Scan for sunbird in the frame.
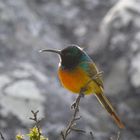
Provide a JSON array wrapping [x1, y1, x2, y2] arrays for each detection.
[[40, 45, 124, 128]]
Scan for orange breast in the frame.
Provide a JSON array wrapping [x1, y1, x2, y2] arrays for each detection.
[[58, 67, 102, 94]]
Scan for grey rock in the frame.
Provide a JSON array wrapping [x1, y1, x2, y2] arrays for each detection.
[[0, 0, 140, 140]]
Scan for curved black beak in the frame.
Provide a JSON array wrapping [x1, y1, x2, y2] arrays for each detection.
[[39, 49, 61, 55]]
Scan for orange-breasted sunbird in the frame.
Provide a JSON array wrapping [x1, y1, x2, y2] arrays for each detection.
[[40, 45, 124, 128]]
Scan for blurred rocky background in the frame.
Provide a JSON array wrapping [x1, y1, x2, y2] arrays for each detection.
[[0, 0, 140, 139]]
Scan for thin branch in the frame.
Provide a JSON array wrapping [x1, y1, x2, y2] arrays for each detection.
[[110, 131, 121, 140], [116, 131, 120, 140], [90, 131, 94, 140], [61, 92, 84, 140], [71, 128, 86, 134], [0, 131, 5, 140], [29, 110, 41, 139]]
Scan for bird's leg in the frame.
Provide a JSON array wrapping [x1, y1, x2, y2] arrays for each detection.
[[71, 90, 85, 110]]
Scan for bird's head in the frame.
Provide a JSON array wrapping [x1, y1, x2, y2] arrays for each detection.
[[40, 45, 84, 69]]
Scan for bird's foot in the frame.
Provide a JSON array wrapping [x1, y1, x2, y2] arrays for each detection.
[[71, 102, 77, 110], [71, 93, 84, 110]]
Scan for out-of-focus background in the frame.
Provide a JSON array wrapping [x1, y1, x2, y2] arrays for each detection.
[[0, 0, 140, 139]]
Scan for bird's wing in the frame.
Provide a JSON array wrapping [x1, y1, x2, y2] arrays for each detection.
[[88, 62, 104, 88], [79, 61, 104, 88]]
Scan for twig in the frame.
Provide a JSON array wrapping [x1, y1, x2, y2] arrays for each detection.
[[29, 110, 41, 139], [71, 128, 86, 134], [61, 91, 85, 140], [90, 131, 94, 140], [110, 131, 121, 140], [0, 131, 5, 140], [116, 131, 120, 140]]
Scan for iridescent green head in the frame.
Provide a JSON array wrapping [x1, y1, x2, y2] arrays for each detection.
[[60, 45, 84, 68], [40, 45, 89, 69]]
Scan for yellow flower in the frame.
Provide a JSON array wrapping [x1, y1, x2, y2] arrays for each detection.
[[16, 134, 24, 140]]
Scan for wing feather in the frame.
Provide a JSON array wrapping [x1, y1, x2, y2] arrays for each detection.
[[79, 61, 104, 88]]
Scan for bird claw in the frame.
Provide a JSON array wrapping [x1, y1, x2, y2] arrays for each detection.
[[71, 93, 84, 110], [71, 102, 77, 109], [71, 102, 80, 111]]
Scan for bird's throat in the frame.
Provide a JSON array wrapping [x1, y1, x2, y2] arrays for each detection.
[[60, 58, 80, 70]]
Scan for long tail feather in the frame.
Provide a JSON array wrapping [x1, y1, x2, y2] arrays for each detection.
[[95, 93, 125, 128]]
